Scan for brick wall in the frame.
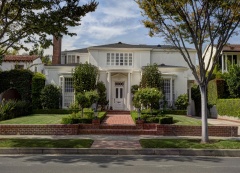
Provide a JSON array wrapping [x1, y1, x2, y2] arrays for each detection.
[[156, 125, 238, 137], [0, 124, 238, 137], [0, 125, 78, 135]]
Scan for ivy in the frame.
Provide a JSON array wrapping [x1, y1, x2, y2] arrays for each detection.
[[0, 69, 33, 101]]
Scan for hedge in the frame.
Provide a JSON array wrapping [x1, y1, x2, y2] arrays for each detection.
[[208, 79, 229, 105], [32, 73, 45, 109], [216, 99, 240, 118], [163, 110, 187, 115], [0, 69, 33, 101], [32, 109, 80, 114]]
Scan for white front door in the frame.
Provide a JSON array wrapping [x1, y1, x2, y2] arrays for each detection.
[[113, 82, 124, 110]]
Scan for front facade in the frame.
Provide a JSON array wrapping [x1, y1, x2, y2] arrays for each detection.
[[0, 55, 44, 73], [45, 40, 196, 110]]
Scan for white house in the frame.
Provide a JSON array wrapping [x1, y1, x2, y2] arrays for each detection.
[[0, 55, 44, 73], [45, 38, 196, 111], [203, 44, 240, 73]]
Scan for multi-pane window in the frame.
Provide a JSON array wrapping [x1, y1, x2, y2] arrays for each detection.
[[67, 55, 75, 64], [106, 53, 133, 66], [163, 79, 175, 107], [64, 78, 74, 92]]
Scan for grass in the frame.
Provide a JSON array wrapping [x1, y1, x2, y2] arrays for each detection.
[[140, 139, 240, 149], [170, 115, 202, 126], [131, 111, 202, 125], [0, 139, 93, 148], [0, 114, 67, 124]]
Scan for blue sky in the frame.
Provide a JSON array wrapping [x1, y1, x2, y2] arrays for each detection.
[[43, 0, 165, 54], [42, 0, 239, 55]]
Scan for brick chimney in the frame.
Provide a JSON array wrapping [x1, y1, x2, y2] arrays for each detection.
[[52, 36, 62, 65]]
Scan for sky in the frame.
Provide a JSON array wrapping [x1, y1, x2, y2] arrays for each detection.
[[25, 0, 240, 55], [43, 0, 166, 55]]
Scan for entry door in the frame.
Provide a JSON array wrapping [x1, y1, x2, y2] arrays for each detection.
[[113, 82, 124, 110]]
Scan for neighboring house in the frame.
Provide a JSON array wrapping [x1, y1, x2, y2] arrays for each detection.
[[0, 55, 44, 73], [204, 44, 240, 73], [45, 38, 196, 111]]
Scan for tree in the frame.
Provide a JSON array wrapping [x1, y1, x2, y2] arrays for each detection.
[[72, 62, 99, 93], [140, 63, 163, 91], [29, 44, 52, 65], [137, 0, 240, 143], [75, 92, 90, 117], [133, 87, 163, 115], [0, 0, 98, 63], [96, 81, 108, 110]]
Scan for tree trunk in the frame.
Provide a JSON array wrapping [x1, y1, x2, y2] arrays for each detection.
[[199, 85, 209, 143]]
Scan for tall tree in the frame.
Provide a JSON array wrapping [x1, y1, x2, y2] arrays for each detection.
[[136, 0, 240, 143], [0, 0, 98, 62], [140, 63, 163, 91], [73, 62, 99, 93]]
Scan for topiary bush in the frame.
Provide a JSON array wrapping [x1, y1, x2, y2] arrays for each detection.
[[40, 84, 61, 109], [175, 94, 189, 110], [32, 72, 46, 109], [159, 116, 173, 124]]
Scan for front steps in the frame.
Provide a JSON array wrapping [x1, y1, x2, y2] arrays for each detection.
[[107, 110, 130, 114]]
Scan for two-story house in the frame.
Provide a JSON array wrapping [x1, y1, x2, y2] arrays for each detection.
[[45, 38, 196, 111], [204, 44, 240, 73]]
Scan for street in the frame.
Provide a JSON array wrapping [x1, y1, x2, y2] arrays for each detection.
[[0, 155, 239, 173]]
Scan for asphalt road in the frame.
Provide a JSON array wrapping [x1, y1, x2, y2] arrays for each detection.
[[0, 155, 239, 173]]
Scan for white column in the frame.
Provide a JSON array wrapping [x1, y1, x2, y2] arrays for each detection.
[[128, 72, 131, 110], [221, 55, 224, 72], [170, 77, 173, 106], [108, 72, 111, 109]]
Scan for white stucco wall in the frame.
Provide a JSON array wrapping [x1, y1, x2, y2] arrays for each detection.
[[0, 58, 43, 73], [203, 45, 217, 71]]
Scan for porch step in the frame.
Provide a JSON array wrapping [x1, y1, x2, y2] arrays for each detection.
[[79, 129, 157, 135], [107, 110, 130, 114], [100, 125, 137, 130]]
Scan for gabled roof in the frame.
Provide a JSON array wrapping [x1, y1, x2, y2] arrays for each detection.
[[222, 44, 240, 52], [3, 55, 39, 62]]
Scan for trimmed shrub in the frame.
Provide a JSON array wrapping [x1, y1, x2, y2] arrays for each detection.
[[0, 69, 33, 101], [216, 99, 240, 118], [175, 94, 189, 110], [32, 72, 45, 109], [191, 84, 201, 116], [159, 116, 173, 124], [40, 84, 61, 109], [208, 79, 229, 105], [141, 109, 160, 116]]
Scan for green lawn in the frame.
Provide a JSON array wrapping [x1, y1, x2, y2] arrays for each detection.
[[0, 114, 67, 124], [0, 139, 93, 148], [140, 139, 240, 149], [170, 115, 202, 126]]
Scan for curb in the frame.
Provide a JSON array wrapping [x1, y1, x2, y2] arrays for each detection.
[[1, 148, 240, 157]]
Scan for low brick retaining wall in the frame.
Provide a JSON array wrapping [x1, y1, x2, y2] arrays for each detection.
[[0, 124, 238, 137], [156, 125, 238, 137], [0, 125, 79, 135]]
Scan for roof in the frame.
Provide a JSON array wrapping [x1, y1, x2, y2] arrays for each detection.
[[3, 55, 39, 62], [90, 42, 184, 49], [222, 44, 240, 52], [62, 48, 88, 53], [64, 42, 195, 53]]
